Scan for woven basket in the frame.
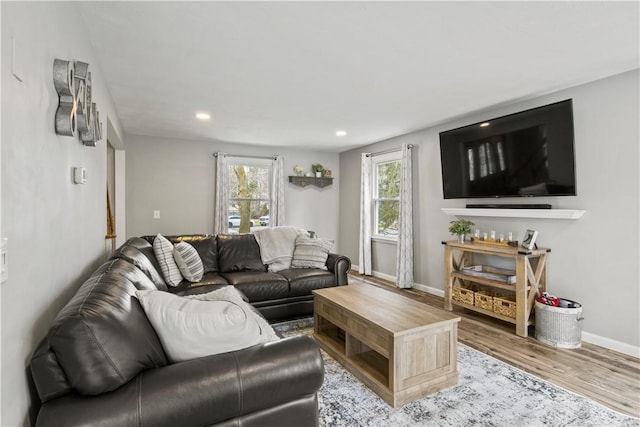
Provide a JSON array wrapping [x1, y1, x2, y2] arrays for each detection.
[[494, 295, 517, 318], [474, 290, 494, 311], [452, 285, 474, 305]]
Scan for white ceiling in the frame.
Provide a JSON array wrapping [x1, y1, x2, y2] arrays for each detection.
[[77, 1, 639, 153]]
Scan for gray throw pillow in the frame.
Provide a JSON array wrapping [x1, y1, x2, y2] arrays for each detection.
[[291, 236, 334, 269], [153, 234, 183, 287], [173, 242, 204, 282]]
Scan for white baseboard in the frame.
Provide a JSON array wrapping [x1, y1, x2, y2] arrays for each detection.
[[350, 266, 639, 358], [581, 332, 640, 358], [411, 282, 445, 298]]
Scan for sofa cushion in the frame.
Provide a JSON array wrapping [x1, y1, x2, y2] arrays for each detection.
[[136, 289, 278, 363], [217, 234, 266, 273], [153, 234, 183, 286], [168, 273, 229, 295], [110, 238, 167, 291], [48, 260, 168, 395], [184, 237, 219, 273], [291, 236, 334, 269], [95, 258, 159, 291], [222, 271, 289, 302], [173, 242, 204, 282], [278, 268, 336, 297]]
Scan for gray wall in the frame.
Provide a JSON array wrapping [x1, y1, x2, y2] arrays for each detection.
[[125, 135, 341, 246], [340, 70, 640, 353], [1, 2, 124, 426]]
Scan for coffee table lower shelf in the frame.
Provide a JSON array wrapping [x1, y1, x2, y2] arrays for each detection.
[[314, 313, 459, 408]]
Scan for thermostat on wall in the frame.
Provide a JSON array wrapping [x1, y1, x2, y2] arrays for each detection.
[[73, 167, 87, 184]]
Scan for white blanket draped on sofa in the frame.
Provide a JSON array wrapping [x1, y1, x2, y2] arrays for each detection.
[[254, 226, 305, 272]]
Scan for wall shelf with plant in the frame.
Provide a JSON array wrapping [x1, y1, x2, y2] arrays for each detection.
[[288, 176, 334, 188]]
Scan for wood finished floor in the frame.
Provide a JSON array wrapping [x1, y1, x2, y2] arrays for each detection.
[[348, 272, 640, 418]]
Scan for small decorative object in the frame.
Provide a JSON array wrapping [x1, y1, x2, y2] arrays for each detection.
[[322, 169, 332, 178], [293, 165, 304, 176], [490, 230, 496, 241], [448, 219, 474, 243], [312, 164, 324, 178], [536, 291, 560, 307], [305, 172, 314, 177], [507, 232, 513, 242], [53, 58, 103, 145], [498, 233, 505, 243], [474, 229, 480, 239], [522, 229, 539, 250]]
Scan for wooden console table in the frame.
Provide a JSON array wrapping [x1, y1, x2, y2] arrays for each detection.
[[443, 240, 549, 337]]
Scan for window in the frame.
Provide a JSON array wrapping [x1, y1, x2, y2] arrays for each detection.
[[228, 158, 271, 233], [372, 153, 401, 239]]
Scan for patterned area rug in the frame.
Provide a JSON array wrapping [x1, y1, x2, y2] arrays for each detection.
[[273, 318, 639, 427]]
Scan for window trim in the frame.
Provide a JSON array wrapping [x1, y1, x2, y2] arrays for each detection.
[[371, 151, 402, 240]]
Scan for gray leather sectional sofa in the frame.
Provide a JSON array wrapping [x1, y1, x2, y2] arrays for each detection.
[[29, 233, 351, 426]]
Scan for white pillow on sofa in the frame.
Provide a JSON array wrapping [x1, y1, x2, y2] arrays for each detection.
[[173, 241, 204, 282], [186, 286, 278, 342], [291, 236, 334, 269], [152, 234, 183, 287], [136, 288, 278, 363]]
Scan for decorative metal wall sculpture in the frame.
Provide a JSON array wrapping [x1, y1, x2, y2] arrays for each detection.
[[53, 59, 103, 146]]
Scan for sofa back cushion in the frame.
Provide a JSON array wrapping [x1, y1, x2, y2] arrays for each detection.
[[110, 237, 167, 290], [48, 259, 168, 395], [217, 234, 266, 273]]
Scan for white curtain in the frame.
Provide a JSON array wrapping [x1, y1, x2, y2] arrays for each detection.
[[270, 156, 285, 226], [396, 143, 414, 288], [358, 153, 372, 275], [213, 152, 229, 234]]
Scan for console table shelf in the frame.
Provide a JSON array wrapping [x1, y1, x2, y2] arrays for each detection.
[[441, 208, 585, 219], [288, 176, 334, 188], [443, 240, 549, 337]]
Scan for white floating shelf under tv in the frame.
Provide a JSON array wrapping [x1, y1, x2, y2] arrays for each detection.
[[441, 208, 586, 220]]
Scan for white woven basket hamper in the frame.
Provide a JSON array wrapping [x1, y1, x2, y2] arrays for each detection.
[[534, 299, 583, 349]]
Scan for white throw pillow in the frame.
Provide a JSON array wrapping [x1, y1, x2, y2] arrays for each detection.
[[152, 234, 183, 287], [173, 242, 204, 282], [187, 286, 278, 342], [291, 236, 334, 269], [136, 289, 278, 363]]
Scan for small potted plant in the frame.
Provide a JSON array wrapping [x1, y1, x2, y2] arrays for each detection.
[[293, 165, 304, 176], [449, 219, 474, 243], [312, 164, 325, 177]]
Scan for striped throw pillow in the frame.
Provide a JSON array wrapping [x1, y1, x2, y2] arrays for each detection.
[[173, 242, 204, 282], [153, 234, 183, 287], [291, 236, 334, 269]]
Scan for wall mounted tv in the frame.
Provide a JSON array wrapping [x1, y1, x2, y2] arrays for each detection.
[[439, 99, 576, 199]]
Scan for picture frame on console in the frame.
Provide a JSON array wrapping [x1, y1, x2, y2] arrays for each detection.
[[521, 229, 539, 250]]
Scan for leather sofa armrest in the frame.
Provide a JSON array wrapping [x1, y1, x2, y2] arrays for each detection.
[[326, 253, 351, 286], [36, 335, 323, 427]]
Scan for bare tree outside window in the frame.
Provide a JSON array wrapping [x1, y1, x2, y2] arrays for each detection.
[[229, 163, 270, 233]]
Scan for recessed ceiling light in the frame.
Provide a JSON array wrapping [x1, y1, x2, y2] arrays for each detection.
[[480, 122, 490, 127], [196, 112, 210, 120], [336, 130, 347, 136]]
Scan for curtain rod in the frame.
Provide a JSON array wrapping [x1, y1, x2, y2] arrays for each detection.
[[213, 153, 278, 160], [366, 144, 413, 157]]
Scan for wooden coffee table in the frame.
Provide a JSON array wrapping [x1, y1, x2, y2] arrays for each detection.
[[313, 283, 461, 407]]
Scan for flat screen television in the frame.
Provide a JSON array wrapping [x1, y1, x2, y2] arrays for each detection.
[[439, 99, 576, 199]]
